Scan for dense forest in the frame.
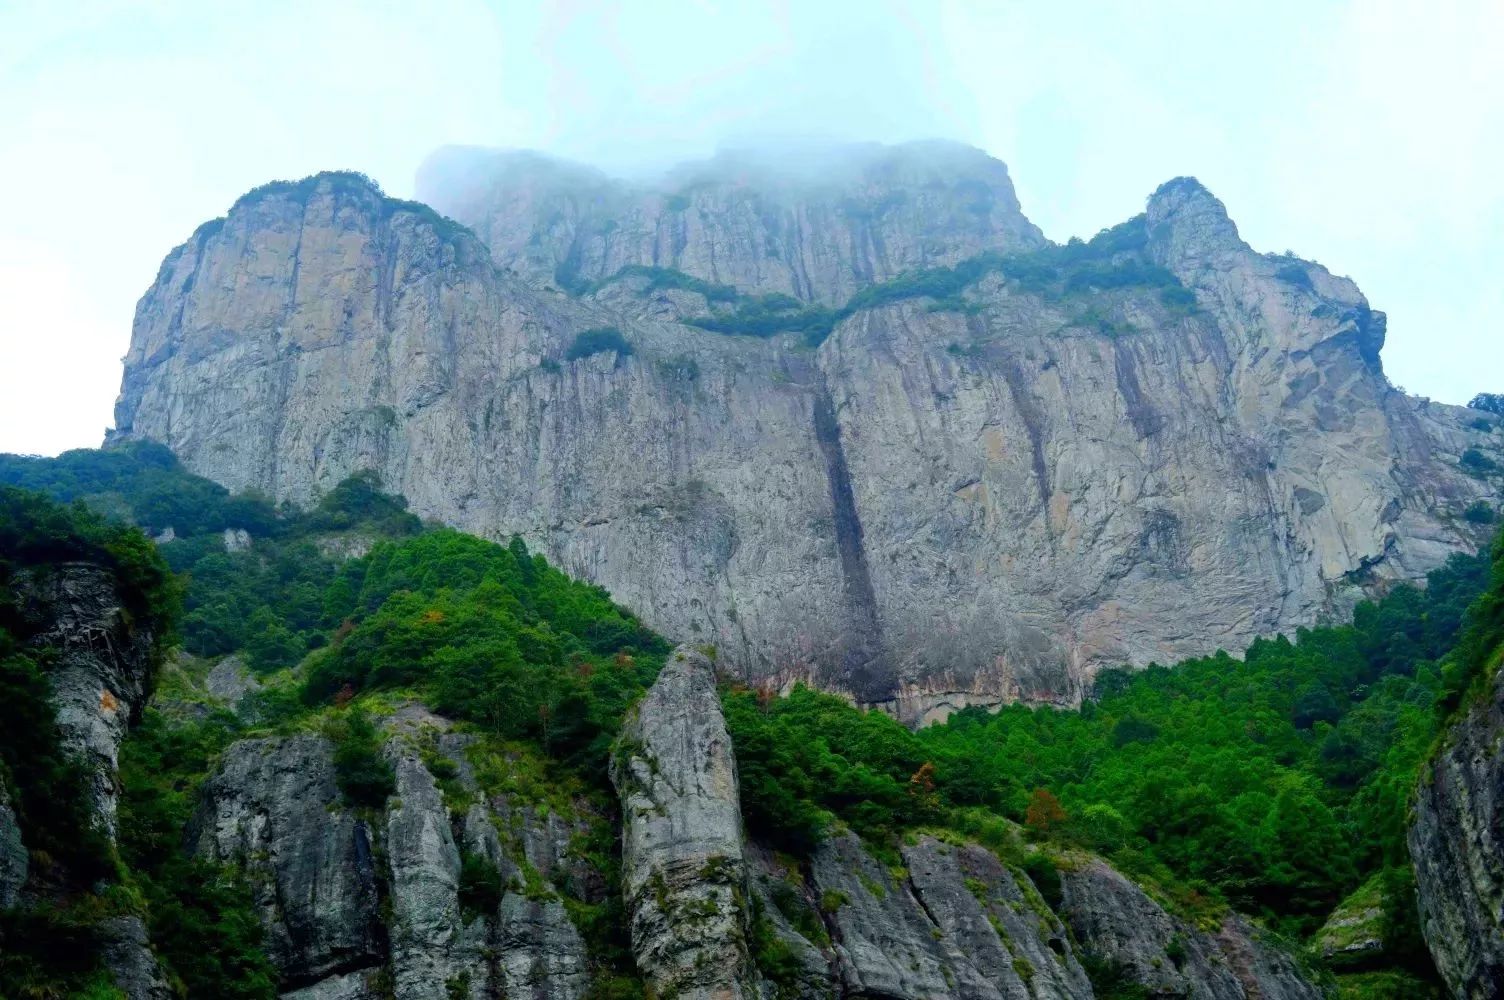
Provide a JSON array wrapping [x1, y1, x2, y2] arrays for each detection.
[[0, 442, 1499, 999], [722, 539, 1504, 1000]]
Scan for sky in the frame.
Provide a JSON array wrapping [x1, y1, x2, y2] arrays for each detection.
[[1, 0, 1500, 455]]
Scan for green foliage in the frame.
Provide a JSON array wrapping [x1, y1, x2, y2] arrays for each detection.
[[0, 906, 127, 1000], [119, 709, 278, 997], [1275, 263, 1316, 290], [605, 265, 739, 303], [0, 488, 177, 881], [0, 641, 114, 880], [328, 709, 397, 809], [0, 448, 416, 666], [730, 542, 1495, 954], [304, 530, 667, 784], [229, 171, 475, 248], [1461, 448, 1498, 476], [722, 685, 939, 851], [1464, 501, 1496, 525], [685, 214, 1189, 346], [308, 469, 422, 536], [458, 850, 504, 921], [0, 482, 179, 640], [1468, 392, 1504, 417], [566, 328, 635, 362]]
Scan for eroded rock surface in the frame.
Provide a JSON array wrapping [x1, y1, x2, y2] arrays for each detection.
[[4, 560, 170, 996], [188, 734, 384, 989], [1410, 659, 1504, 998], [1057, 856, 1321, 1000], [187, 718, 599, 1000], [0, 776, 25, 908], [417, 141, 1046, 306], [12, 562, 161, 834], [113, 150, 1503, 715], [611, 645, 759, 1000]]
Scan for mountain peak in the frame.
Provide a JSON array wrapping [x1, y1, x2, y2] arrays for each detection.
[[1145, 175, 1245, 265]]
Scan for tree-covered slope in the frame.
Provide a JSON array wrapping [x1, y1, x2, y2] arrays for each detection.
[[725, 540, 1499, 997], [3, 441, 1497, 998]]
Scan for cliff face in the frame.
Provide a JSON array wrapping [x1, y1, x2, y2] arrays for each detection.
[[189, 711, 599, 1000], [1409, 658, 1504, 998], [3, 561, 171, 998], [174, 645, 1324, 999], [113, 149, 1502, 717], [415, 142, 1047, 306]]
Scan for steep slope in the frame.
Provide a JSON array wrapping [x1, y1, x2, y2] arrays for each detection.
[[0, 489, 176, 998], [112, 150, 1503, 717], [610, 645, 1324, 1000], [415, 141, 1047, 306], [1409, 539, 1504, 998]]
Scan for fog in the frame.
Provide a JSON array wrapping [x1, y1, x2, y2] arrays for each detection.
[[2, 0, 1501, 454]]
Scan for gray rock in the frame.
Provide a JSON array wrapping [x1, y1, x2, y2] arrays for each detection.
[[744, 846, 834, 1000], [417, 141, 1046, 307], [112, 148, 1502, 716], [440, 731, 593, 1000], [223, 526, 253, 551], [1056, 855, 1321, 1000], [12, 562, 160, 836], [188, 734, 384, 985], [1410, 660, 1504, 997], [279, 969, 384, 1000], [98, 915, 174, 1000], [810, 832, 994, 1000], [902, 837, 1091, 1000], [205, 653, 262, 705], [0, 774, 26, 908], [611, 645, 759, 1000], [384, 749, 467, 1000], [1312, 873, 1386, 965]]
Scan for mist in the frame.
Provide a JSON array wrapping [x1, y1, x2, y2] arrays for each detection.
[[2, 0, 1502, 455]]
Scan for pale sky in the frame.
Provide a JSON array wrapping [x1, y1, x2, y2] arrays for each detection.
[[1, 0, 1500, 455]]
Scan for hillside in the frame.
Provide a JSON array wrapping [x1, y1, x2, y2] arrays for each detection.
[[3, 444, 1499, 996]]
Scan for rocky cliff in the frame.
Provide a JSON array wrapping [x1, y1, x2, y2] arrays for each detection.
[[183, 644, 1321, 999], [1410, 656, 1504, 998], [415, 141, 1047, 306], [1, 560, 172, 998], [112, 145, 1504, 717], [189, 707, 602, 1000]]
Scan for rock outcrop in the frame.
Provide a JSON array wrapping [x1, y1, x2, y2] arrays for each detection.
[[11, 562, 161, 834], [189, 734, 385, 987], [1410, 658, 1504, 998], [2, 560, 170, 998], [1312, 874, 1386, 968], [1056, 857, 1320, 1000], [189, 717, 600, 999], [611, 642, 1323, 1000], [112, 147, 1503, 716], [611, 646, 759, 1000], [0, 776, 25, 908]]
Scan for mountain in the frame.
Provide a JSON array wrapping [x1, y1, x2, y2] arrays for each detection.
[[4, 445, 1497, 997], [110, 143, 1504, 720]]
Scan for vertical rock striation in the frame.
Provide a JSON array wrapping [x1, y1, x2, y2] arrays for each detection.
[[1056, 857, 1321, 1000], [187, 718, 599, 1000], [1410, 659, 1504, 998], [113, 149, 1504, 716], [188, 735, 386, 989], [416, 141, 1047, 306], [611, 645, 760, 1000], [5, 560, 171, 998]]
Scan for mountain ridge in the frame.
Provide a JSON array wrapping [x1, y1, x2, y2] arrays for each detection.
[[110, 142, 1504, 720]]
